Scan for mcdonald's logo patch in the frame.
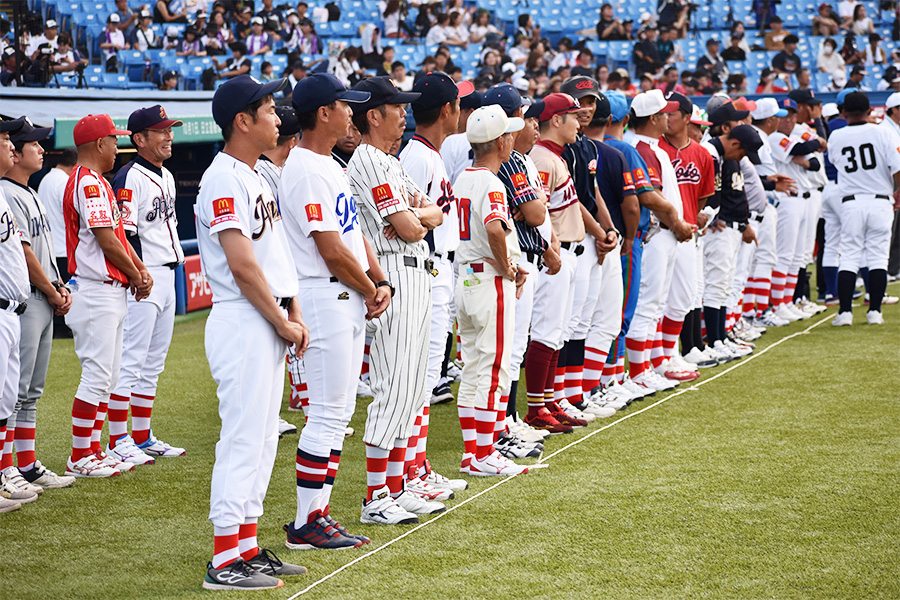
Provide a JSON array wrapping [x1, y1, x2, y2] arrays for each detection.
[[214, 197, 235, 218], [488, 190, 504, 203], [117, 188, 132, 203], [538, 171, 549, 186], [780, 138, 791, 149], [623, 172, 634, 185], [512, 172, 528, 190], [84, 184, 100, 199], [306, 203, 323, 222]]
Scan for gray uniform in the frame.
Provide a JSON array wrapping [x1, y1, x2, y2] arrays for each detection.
[[0, 179, 58, 428], [347, 143, 432, 449]]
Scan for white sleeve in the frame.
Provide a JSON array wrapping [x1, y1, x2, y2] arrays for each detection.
[[199, 171, 252, 239], [768, 132, 798, 164], [880, 128, 900, 175], [281, 170, 342, 236]]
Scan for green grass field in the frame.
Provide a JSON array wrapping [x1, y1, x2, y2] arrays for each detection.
[[2, 292, 899, 600]]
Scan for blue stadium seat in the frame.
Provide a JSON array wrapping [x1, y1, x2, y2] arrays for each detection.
[[102, 73, 130, 88]]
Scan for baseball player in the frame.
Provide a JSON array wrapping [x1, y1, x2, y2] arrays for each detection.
[[280, 73, 385, 548], [441, 89, 481, 185], [454, 104, 529, 476], [820, 90, 852, 307], [398, 72, 472, 495], [0, 118, 74, 493], [63, 114, 152, 478], [104, 106, 186, 467], [828, 91, 900, 326], [345, 76, 447, 524], [197, 75, 307, 590], [0, 116, 41, 513]]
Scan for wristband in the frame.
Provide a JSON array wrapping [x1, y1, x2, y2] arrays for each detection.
[[376, 280, 395, 297]]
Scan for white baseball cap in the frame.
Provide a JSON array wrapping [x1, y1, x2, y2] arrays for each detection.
[[466, 105, 525, 144], [822, 102, 839, 118], [631, 89, 679, 118], [833, 70, 848, 87], [886, 92, 900, 110], [751, 97, 789, 120]]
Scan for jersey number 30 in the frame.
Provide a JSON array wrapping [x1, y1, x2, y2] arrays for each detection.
[[842, 143, 877, 173]]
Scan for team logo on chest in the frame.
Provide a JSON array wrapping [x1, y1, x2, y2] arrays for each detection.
[[671, 158, 701, 184], [435, 179, 456, 215], [252, 192, 283, 240], [0, 209, 17, 243], [147, 195, 176, 223], [335, 192, 359, 233]]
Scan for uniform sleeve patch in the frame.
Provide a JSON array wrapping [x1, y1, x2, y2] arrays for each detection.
[[117, 188, 132, 203], [211, 197, 238, 227], [306, 203, 323, 222], [623, 171, 634, 186], [801, 131, 812, 141], [511, 171, 530, 191], [84, 184, 100, 199], [372, 183, 399, 210], [85, 196, 113, 228], [488, 190, 505, 203], [779, 138, 791, 149], [538, 171, 550, 190]]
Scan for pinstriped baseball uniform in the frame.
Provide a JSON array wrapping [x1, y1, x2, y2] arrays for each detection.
[[347, 143, 432, 450]]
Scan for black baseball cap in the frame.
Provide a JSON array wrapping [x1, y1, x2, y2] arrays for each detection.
[[482, 83, 522, 116], [412, 72, 475, 110], [560, 76, 601, 100], [292, 73, 370, 114], [843, 91, 870, 113], [783, 34, 799, 45], [350, 76, 420, 114], [730, 124, 763, 165], [666, 91, 693, 115], [710, 102, 749, 126], [163, 70, 179, 80], [594, 91, 611, 119], [9, 117, 51, 143], [212, 75, 288, 129], [275, 105, 301, 136], [460, 88, 482, 110], [787, 89, 821, 106], [128, 105, 183, 132], [0, 117, 24, 134]]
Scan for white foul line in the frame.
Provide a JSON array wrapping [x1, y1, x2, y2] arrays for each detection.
[[286, 312, 833, 599]]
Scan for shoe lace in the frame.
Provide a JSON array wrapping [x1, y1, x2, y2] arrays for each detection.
[[226, 559, 257, 578], [254, 548, 284, 570]]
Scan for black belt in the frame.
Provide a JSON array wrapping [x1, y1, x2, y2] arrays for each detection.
[[524, 251, 544, 270], [722, 220, 747, 231], [0, 299, 26, 315], [30, 285, 44, 298], [753, 214, 764, 223], [789, 191, 811, 199], [276, 297, 293, 309], [560, 241, 585, 256], [842, 194, 890, 202], [163, 262, 181, 270], [433, 251, 455, 262], [817, 186, 825, 192], [402, 255, 435, 271]]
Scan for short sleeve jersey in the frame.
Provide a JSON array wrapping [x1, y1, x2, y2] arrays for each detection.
[[347, 143, 429, 258], [633, 134, 684, 219], [1, 178, 58, 282], [530, 141, 585, 243], [498, 150, 545, 255], [591, 138, 634, 234], [605, 135, 652, 235], [0, 189, 30, 303], [195, 152, 298, 303], [112, 156, 184, 267], [440, 132, 473, 185], [793, 122, 828, 189], [399, 135, 459, 255], [453, 167, 521, 265], [37, 167, 69, 259], [769, 129, 812, 192], [658, 136, 715, 225], [280, 147, 369, 280], [828, 122, 900, 196], [751, 125, 778, 178], [63, 165, 131, 284]]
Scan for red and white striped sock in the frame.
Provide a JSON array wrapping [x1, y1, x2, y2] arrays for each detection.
[[238, 519, 259, 561], [660, 316, 683, 361], [403, 411, 422, 477], [725, 309, 736, 332], [14, 421, 36, 472], [211, 525, 240, 569], [564, 365, 582, 405], [455, 328, 462, 363], [415, 406, 430, 476], [474, 407, 495, 460], [130, 393, 154, 445], [320, 448, 342, 512], [458, 405, 476, 456], [296, 445, 329, 524], [0, 423, 13, 470], [625, 336, 648, 378], [71, 398, 96, 462], [493, 395, 508, 442], [649, 321, 666, 368], [385, 441, 407, 497], [616, 356, 626, 383], [755, 277, 771, 315], [770, 270, 786, 307], [90, 399, 107, 454], [600, 361, 617, 387], [583, 346, 607, 394], [553, 364, 566, 402], [364, 443, 390, 501], [107, 393, 130, 448], [742, 280, 758, 317], [785, 272, 798, 302]]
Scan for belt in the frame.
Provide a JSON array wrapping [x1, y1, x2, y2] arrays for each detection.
[[842, 194, 890, 202], [469, 262, 485, 273], [560, 241, 585, 256], [163, 262, 181, 270], [789, 191, 811, 199], [768, 197, 780, 208], [276, 297, 293, 309], [0, 299, 27, 315], [30, 285, 45, 299], [102, 279, 127, 288], [402, 255, 435, 271], [524, 251, 544, 270], [433, 251, 455, 262], [817, 186, 825, 192], [753, 214, 764, 223], [722, 220, 747, 231]]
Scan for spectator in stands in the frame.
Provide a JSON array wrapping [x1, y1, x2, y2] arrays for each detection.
[[841, 33, 864, 65], [845, 64, 871, 89], [52, 32, 88, 74], [381, 0, 410, 39], [657, 66, 686, 95], [876, 65, 900, 90], [211, 41, 251, 79], [755, 67, 789, 93], [763, 16, 787, 51], [638, 73, 655, 92], [570, 47, 595, 77], [160, 69, 179, 90], [773, 34, 802, 76], [547, 37, 575, 74], [295, 2, 310, 21], [813, 3, 841, 36], [470, 10, 500, 44], [163, 26, 180, 49], [729, 22, 751, 55], [259, 60, 275, 81], [183, 0, 209, 17], [233, 6, 253, 40], [525, 49, 547, 82], [752, 0, 778, 30], [448, 12, 470, 44], [696, 38, 728, 82], [155, 0, 189, 23], [658, 0, 692, 38], [818, 37, 846, 76], [114, 0, 138, 39], [447, 64, 463, 82], [656, 25, 677, 63], [838, 0, 860, 28], [414, 4, 439, 38], [434, 46, 454, 72], [795, 68, 812, 90], [101, 14, 129, 72], [131, 10, 162, 51], [633, 26, 663, 78], [257, 0, 284, 30], [332, 46, 365, 87], [683, 77, 701, 96], [246, 16, 273, 54], [193, 11, 209, 36], [177, 27, 206, 56], [28, 19, 59, 59], [618, 68, 637, 95], [297, 18, 324, 54], [606, 68, 623, 91], [391, 60, 413, 91], [204, 14, 233, 54], [376, 46, 394, 75], [726, 73, 748, 94], [516, 14, 537, 41], [824, 69, 848, 91], [285, 61, 306, 91], [864, 32, 887, 64], [508, 34, 531, 65], [597, 3, 629, 41], [848, 5, 875, 36], [722, 34, 747, 61], [596, 63, 609, 90], [1, 47, 20, 87], [479, 48, 502, 84]]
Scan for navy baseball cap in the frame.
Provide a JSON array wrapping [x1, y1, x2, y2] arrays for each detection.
[[482, 83, 522, 116], [412, 72, 475, 110], [843, 91, 870, 113], [291, 73, 370, 114], [460, 87, 482, 110], [788, 89, 821, 106], [128, 105, 183, 132], [275, 105, 301, 136], [779, 97, 799, 113], [212, 75, 289, 129], [730, 124, 763, 165], [594, 91, 611, 119], [709, 102, 749, 126], [9, 117, 52, 143], [607, 90, 630, 122], [350, 76, 420, 114], [666, 91, 693, 115], [0, 117, 24, 134]]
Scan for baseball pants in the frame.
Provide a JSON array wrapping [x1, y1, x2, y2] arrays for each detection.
[[0, 309, 21, 421], [66, 280, 128, 407], [530, 245, 578, 351], [113, 266, 176, 399], [731, 231, 755, 317], [775, 193, 809, 276], [11, 290, 53, 430], [821, 183, 843, 269], [567, 234, 602, 341], [586, 242, 624, 353], [629, 229, 678, 344], [427, 254, 454, 391], [750, 204, 779, 279], [607, 235, 644, 363], [703, 226, 743, 308], [510, 252, 540, 379], [206, 301, 287, 528], [363, 254, 431, 450], [801, 188, 823, 267], [455, 266, 516, 410], [839, 196, 894, 273], [665, 237, 699, 322]]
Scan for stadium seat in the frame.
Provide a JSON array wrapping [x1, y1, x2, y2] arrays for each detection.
[[102, 73, 129, 88]]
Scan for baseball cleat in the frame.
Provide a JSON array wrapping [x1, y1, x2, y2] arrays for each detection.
[[406, 468, 454, 501], [430, 381, 454, 405], [832, 311, 853, 326], [506, 416, 551, 442], [284, 515, 364, 550], [588, 388, 628, 411], [548, 404, 586, 428], [467, 452, 529, 476], [705, 342, 734, 364], [495, 433, 542, 459], [65, 455, 120, 478], [94, 451, 135, 473], [360, 485, 419, 525], [21, 460, 75, 489], [774, 304, 802, 323], [421, 459, 468, 491], [621, 375, 656, 399], [278, 418, 297, 436], [394, 489, 445, 515], [631, 372, 670, 393], [524, 408, 573, 435], [0, 497, 20, 513], [754, 310, 789, 328], [344, 426, 355, 438], [2, 467, 43, 496], [866, 310, 884, 325], [459, 453, 473, 474], [107, 436, 155, 466], [558, 399, 596, 422], [865, 294, 899, 305], [573, 398, 617, 418], [202, 559, 284, 591], [321, 505, 370, 543], [137, 433, 185, 457], [245, 548, 309, 575], [445, 363, 462, 383], [0, 468, 40, 503], [356, 379, 373, 398]]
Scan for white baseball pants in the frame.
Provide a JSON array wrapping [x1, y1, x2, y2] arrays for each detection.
[[586, 242, 624, 353], [567, 234, 601, 341], [821, 182, 843, 268], [510, 252, 540, 380], [0, 309, 21, 421], [703, 226, 742, 308], [750, 204, 779, 279], [14, 291, 53, 425], [839, 196, 894, 273], [664, 237, 698, 322], [775, 193, 808, 275], [629, 229, 678, 345], [427, 253, 454, 391], [530, 245, 578, 351], [801, 188, 823, 267]]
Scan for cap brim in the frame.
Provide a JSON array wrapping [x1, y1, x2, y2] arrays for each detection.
[[16, 127, 53, 142], [148, 119, 184, 129], [733, 109, 750, 120], [505, 117, 525, 134], [660, 100, 680, 113], [387, 91, 421, 104], [337, 89, 372, 103], [524, 102, 543, 119], [745, 148, 761, 165], [112, 128, 132, 136], [691, 118, 712, 126], [251, 78, 290, 104], [775, 109, 788, 117], [456, 80, 475, 98]]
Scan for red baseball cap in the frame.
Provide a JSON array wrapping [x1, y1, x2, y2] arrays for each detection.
[[732, 96, 758, 112], [534, 93, 581, 122], [73, 114, 130, 146]]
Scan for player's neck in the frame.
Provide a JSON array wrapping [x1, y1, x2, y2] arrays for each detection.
[[76, 154, 109, 175], [472, 153, 502, 174], [55, 164, 74, 176], [298, 132, 335, 157], [584, 125, 605, 141], [137, 150, 163, 170], [4, 166, 34, 187], [223, 136, 264, 169], [663, 130, 690, 149], [361, 131, 395, 154], [413, 123, 447, 151]]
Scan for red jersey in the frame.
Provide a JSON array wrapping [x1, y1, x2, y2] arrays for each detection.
[[658, 136, 715, 225]]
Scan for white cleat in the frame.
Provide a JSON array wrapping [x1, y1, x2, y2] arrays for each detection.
[[137, 433, 185, 457], [1, 467, 41, 502], [393, 489, 445, 514], [467, 451, 529, 477], [774, 304, 802, 323], [754, 310, 789, 328], [107, 436, 155, 465], [558, 399, 596, 422], [866, 310, 884, 325], [344, 426, 355, 438], [21, 460, 75, 489], [621, 375, 655, 399], [94, 451, 135, 472], [360, 485, 418, 525], [356, 379, 373, 398], [278, 418, 297, 436], [405, 476, 454, 501], [506, 416, 550, 443], [421, 460, 468, 490], [832, 311, 853, 326], [65, 455, 120, 478], [683, 347, 718, 368]]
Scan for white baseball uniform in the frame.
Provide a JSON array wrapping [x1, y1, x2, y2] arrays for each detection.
[[769, 128, 811, 278], [793, 122, 827, 268], [441, 132, 473, 185], [37, 166, 69, 263], [0, 190, 29, 423], [196, 152, 298, 529]]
